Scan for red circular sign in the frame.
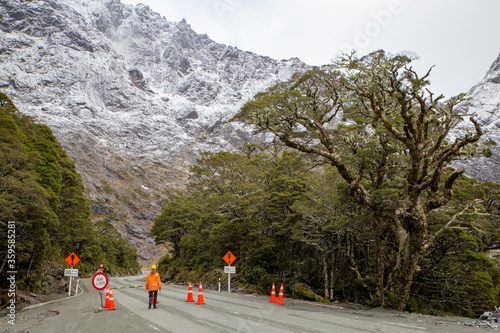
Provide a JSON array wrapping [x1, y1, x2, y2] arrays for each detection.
[[91, 272, 108, 291]]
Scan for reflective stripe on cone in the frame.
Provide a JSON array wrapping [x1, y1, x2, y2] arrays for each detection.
[[107, 288, 116, 310]]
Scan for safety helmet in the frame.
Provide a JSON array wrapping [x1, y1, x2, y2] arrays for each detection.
[[151, 265, 157, 270]]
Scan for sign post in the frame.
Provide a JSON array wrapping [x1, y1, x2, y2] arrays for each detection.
[[68, 277, 72, 296], [65, 253, 80, 296], [91, 271, 109, 308], [222, 251, 236, 293]]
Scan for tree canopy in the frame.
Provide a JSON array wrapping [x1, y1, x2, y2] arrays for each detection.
[[153, 145, 500, 316], [0, 93, 140, 296], [232, 50, 495, 311]]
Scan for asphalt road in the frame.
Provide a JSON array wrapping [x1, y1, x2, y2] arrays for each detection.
[[0, 274, 483, 333]]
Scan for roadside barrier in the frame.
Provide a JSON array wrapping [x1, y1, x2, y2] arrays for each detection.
[[114, 284, 147, 289], [113, 282, 184, 289]]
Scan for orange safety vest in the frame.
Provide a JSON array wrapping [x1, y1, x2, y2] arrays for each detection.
[[146, 272, 161, 291]]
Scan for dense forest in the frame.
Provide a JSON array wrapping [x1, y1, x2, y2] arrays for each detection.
[[153, 51, 500, 317], [0, 93, 140, 303], [153, 148, 500, 317]]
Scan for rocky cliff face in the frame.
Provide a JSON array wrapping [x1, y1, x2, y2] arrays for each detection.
[[0, 0, 306, 260], [453, 53, 500, 184], [1, 0, 499, 261]]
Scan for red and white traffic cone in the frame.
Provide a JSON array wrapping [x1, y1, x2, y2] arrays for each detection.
[[196, 282, 205, 305], [107, 288, 116, 310], [276, 284, 285, 305], [268, 283, 276, 303], [186, 281, 194, 302]]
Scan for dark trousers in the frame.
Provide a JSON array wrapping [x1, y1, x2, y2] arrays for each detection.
[[149, 290, 158, 306]]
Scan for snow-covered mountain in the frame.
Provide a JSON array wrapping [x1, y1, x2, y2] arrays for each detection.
[[0, 0, 306, 260], [1, 0, 499, 260], [453, 54, 500, 184]]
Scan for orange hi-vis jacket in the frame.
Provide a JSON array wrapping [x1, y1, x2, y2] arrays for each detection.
[[146, 272, 161, 291]]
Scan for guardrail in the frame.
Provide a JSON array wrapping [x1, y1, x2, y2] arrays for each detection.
[[112, 282, 185, 289]]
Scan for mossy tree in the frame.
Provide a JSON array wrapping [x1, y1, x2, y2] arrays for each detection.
[[232, 50, 493, 310], [152, 144, 499, 315]]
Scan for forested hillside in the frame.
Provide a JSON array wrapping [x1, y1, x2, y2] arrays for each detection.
[[153, 52, 500, 317], [0, 93, 140, 300], [153, 147, 500, 317]]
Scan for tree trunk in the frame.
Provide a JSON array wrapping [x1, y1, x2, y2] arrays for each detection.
[[377, 252, 385, 307], [393, 209, 426, 311], [0, 254, 7, 274], [395, 249, 420, 311], [330, 267, 334, 301], [26, 252, 35, 278], [323, 256, 329, 299]]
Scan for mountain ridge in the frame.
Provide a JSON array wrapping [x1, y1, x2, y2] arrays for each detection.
[[1, 0, 499, 260], [453, 53, 500, 183], [0, 0, 307, 260]]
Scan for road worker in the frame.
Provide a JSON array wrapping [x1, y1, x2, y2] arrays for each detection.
[[146, 265, 162, 309]]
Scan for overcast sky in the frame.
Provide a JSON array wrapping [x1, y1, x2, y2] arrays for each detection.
[[121, 0, 500, 98]]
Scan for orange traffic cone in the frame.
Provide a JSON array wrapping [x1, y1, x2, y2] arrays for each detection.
[[268, 283, 276, 303], [103, 287, 110, 308], [107, 288, 116, 310], [196, 282, 205, 305], [186, 282, 194, 302], [276, 284, 284, 305]]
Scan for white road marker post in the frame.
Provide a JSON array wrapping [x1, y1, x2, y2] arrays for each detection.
[[218, 277, 221, 292], [76, 279, 80, 294]]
